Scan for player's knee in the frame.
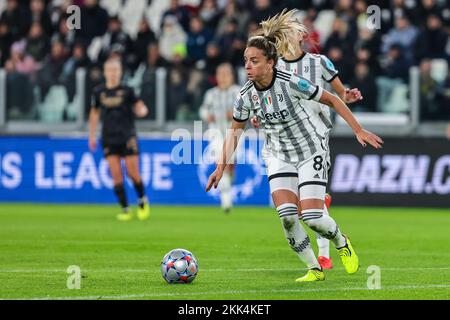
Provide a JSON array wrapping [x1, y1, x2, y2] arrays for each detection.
[[277, 203, 298, 231], [301, 209, 324, 231]]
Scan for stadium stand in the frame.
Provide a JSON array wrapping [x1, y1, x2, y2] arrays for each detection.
[[0, 0, 449, 133]]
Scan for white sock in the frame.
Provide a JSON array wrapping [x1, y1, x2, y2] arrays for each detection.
[[277, 204, 320, 270], [302, 208, 346, 248], [219, 172, 232, 210], [316, 204, 330, 258]]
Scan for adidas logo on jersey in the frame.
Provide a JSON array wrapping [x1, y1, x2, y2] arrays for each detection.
[[264, 109, 290, 121]]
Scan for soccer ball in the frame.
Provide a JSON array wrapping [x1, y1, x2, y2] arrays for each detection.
[[160, 248, 198, 284]]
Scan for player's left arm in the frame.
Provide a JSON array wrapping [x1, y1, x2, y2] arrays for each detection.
[[329, 77, 363, 104], [128, 87, 149, 118], [320, 55, 362, 104], [318, 90, 383, 149]]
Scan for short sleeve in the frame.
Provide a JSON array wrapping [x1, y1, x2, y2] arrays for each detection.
[[289, 75, 323, 102], [91, 88, 101, 110], [128, 87, 139, 105], [320, 55, 339, 82], [232, 94, 250, 122]]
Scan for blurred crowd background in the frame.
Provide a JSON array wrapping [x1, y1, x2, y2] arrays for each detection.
[[0, 0, 449, 126]]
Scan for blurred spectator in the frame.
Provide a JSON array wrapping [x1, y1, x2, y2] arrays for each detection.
[[414, 14, 448, 62], [381, 0, 420, 31], [36, 40, 68, 101], [9, 40, 41, 80], [186, 16, 213, 65], [377, 44, 411, 112], [25, 22, 50, 63], [418, 0, 443, 26], [216, 18, 245, 67], [215, 0, 249, 37], [198, 0, 221, 30], [381, 16, 418, 61], [98, 16, 134, 67], [77, 0, 109, 45], [140, 43, 169, 120], [27, 0, 53, 36], [380, 43, 411, 82], [204, 41, 224, 84], [1, 0, 30, 41], [159, 15, 187, 63], [52, 17, 76, 49], [419, 59, 440, 120], [324, 17, 356, 59], [354, 27, 381, 75], [0, 20, 14, 67], [5, 57, 35, 119], [167, 59, 189, 120], [349, 62, 378, 112], [326, 46, 353, 83], [334, 0, 356, 25], [133, 18, 156, 69], [61, 42, 91, 103], [161, 0, 191, 32], [250, 0, 278, 24]]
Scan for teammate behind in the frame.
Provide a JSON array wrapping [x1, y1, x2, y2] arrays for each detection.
[[206, 14, 383, 282], [199, 63, 240, 213], [252, 10, 364, 270], [89, 58, 151, 221]]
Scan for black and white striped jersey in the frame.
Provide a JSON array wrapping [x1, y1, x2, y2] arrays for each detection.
[[233, 68, 325, 164], [199, 85, 241, 134], [277, 52, 339, 135]]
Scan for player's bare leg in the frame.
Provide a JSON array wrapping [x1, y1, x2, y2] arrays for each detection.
[[273, 190, 324, 282], [125, 155, 150, 220], [107, 156, 131, 221]]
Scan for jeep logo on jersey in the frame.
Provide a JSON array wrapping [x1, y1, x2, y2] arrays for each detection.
[[264, 109, 290, 121]]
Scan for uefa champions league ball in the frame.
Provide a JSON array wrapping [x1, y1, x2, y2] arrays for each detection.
[[161, 249, 198, 284]]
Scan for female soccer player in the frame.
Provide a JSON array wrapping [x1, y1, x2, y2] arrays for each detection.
[[89, 58, 151, 222], [206, 14, 383, 282], [251, 10, 364, 270], [199, 63, 241, 213]]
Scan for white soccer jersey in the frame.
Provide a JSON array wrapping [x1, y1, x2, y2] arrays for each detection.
[[199, 85, 241, 134], [233, 69, 325, 164], [277, 52, 339, 135]]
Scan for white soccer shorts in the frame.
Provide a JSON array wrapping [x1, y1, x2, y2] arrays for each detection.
[[263, 150, 328, 201]]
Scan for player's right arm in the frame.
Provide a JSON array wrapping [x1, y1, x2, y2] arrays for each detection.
[[205, 120, 246, 192], [88, 89, 101, 152], [206, 93, 250, 192]]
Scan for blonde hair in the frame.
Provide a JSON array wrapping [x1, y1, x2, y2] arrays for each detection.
[[247, 9, 309, 60]]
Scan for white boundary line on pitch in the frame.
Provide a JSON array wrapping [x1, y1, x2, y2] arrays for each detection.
[[0, 267, 450, 273], [6, 284, 450, 300]]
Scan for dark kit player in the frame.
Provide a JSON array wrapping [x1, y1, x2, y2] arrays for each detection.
[[89, 58, 150, 221]]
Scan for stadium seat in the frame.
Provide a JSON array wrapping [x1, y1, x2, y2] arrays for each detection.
[[381, 84, 409, 114], [38, 85, 68, 123], [430, 59, 448, 83]]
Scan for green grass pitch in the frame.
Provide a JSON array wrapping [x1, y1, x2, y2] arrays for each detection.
[[0, 204, 449, 300]]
